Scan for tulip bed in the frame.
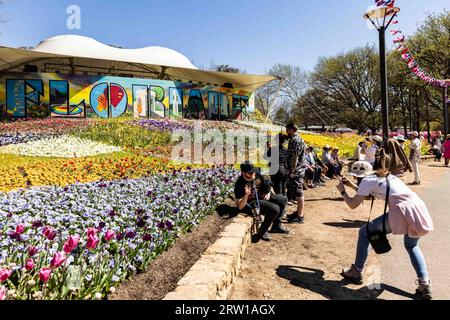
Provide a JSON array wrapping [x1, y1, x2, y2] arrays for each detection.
[[0, 166, 238, 300]]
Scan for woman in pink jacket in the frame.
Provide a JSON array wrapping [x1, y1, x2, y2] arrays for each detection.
[[336, 161, 434, 299], [443, 134, 450, 167]]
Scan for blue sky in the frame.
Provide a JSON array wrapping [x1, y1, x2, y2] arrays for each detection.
[[0, 0, 448, 75]]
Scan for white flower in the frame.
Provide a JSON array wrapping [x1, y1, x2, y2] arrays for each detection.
[[94, 292, 102, 300], [0, 135, 121, 158]]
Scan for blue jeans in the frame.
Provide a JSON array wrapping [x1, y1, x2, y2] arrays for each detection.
[[355, 214, 429, 279]]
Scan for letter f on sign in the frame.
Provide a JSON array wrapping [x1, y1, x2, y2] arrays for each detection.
[[66, 5, 81, 30]]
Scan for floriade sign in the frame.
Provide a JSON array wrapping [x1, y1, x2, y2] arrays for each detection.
[[375, 0, 450, 88]]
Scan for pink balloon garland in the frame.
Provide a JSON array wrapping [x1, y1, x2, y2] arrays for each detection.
[[374, 0, 450, 88]]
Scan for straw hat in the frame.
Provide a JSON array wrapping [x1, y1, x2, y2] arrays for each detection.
[[323, 144, 332, 150]]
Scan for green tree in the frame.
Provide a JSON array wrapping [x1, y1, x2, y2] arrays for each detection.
[[309, 45, 381, 133]]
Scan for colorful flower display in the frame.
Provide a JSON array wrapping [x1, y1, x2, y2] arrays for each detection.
[[0, 153, 200, 193], [0, 118, 92, 134], [0, 136, 121, 158], [0, 133, 61, 147], [0, 166, 238, 300]]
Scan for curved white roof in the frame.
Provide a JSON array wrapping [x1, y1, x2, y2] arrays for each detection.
[[33, 35, 197, 70]]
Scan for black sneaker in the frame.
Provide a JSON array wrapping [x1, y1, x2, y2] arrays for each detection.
[[269, 225, 290, 234], [286, 213, 297, 220], [251, 232, 271, 243], [251, 234, 260, 243], [288, 215, 304, 224]]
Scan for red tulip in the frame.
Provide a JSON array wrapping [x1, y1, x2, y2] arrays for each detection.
[[86, 235, 99, 250], [43, 227, 57, 240], [15, 224, 26, 234], [39, 268, 52, 283], [63, 235, 80, 253], [0, 269, 12, 282], [104, 230, 115, 242], [50, 252, 66, 269], [25, 259, 35, 271], [87, 228, 97, 238], [27, 246, 39, 257]]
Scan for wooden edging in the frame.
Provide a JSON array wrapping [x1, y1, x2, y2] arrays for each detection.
[[163, 215, 252, 300]]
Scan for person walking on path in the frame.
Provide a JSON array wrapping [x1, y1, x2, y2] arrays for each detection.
[[409, 131, 422, 185], [443, 134, 450, 167], [285, 123, 307, 224], [336, 161, 434, 299]]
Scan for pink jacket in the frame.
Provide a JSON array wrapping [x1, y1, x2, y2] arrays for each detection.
[[388, 193, 433, 238], [443, 140, 450, 158]]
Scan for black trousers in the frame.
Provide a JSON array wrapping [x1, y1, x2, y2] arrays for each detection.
[[271, 171, 288, 195], [247, 193, 287, 236]]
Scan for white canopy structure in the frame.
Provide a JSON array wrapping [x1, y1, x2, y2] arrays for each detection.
[[0, 35, 276, 91]]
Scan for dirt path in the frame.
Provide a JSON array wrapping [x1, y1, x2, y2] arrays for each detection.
[[229, 163, 448, 300]]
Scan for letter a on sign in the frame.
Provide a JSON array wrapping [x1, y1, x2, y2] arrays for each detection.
[[66, 5, 81, 30]]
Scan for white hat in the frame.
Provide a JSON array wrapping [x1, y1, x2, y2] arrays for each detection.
[[395, 135, 406, 142], [409, 131, 419, 137], [348, 161, 375, 178], [371, 135, 382, 142]]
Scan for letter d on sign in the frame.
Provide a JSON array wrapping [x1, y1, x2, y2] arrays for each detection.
[[66, 5, 81, 30]]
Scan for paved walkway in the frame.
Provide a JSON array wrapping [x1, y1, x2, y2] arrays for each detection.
[[378, 165, 450, 300]]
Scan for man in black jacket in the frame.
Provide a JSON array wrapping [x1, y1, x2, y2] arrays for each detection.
[[234, 162, 289, 243]]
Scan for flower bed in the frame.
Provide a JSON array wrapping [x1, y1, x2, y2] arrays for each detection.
[[0, 153, 198, 193], [0, 133, 61, 147], [132, 119, 193, 132], [71, 119, 172, 151], [0, 118, 92, 134], [0, 136, 121, 158], [0, 166, 237, 300]]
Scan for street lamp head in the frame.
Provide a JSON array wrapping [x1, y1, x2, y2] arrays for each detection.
[[363, 5, 400, 30]]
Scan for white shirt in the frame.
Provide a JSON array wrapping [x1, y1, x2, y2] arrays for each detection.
[[410, 138, 422, 162], [365, 146, 378, 165], [356, 174, 413, 200]]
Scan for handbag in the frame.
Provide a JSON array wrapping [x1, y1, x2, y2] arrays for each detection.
[[366, 177, 392, 254]]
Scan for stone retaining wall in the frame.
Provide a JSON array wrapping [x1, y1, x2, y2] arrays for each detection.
[[163, 215, 253, 300]]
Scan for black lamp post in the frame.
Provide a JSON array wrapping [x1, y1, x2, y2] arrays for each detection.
[[364, 5, 400, 140]]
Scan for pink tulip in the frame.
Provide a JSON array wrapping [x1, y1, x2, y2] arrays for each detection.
[[63, 235, 80, 253], [87, 228, 97, 238], [50, 252, 66, 269], [86, 235, 99, 250], [39, 268, 52, 283], [0, 287, 6, 300], [0, 269, 13, 282], [27, 246, 39, 257], [15, 224, 26, 234], [25, 259, 35, 271], [104, 230, 115, 242], [43, 227, 57, 240]]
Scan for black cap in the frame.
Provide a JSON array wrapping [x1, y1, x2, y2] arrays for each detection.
[[240, 162, 255, 173]]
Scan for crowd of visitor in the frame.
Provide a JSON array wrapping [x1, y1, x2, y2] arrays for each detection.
[[233, 124, 446, 300]]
